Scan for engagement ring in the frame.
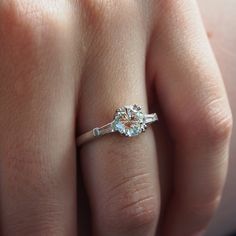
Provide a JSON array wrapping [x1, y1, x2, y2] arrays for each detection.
[[77, 104, 158, 146]]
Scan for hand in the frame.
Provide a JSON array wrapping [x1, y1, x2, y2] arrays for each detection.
[[0, 0, 233, 235]]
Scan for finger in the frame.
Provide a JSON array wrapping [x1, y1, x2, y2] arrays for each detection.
[[77, 2, 160, 236], [148, 0, 233, 235], [0, 1, 77, 235]]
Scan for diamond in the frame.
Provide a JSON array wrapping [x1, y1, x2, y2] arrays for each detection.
[[112, 105, 146, 137]]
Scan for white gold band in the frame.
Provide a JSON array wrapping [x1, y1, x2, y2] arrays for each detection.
[[77, 105, 158, 147]]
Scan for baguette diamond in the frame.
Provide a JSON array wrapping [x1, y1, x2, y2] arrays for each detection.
[[77, 104, 158, 146]]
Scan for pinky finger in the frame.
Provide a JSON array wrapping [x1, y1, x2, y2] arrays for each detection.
[[148, 0, 233, 235]]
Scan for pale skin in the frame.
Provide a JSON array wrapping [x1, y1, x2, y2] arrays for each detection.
[[198, 0, 236, 235], [0, 1, 234, 236]]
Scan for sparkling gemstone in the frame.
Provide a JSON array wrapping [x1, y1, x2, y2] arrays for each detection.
[[112, 105, 146, 137]]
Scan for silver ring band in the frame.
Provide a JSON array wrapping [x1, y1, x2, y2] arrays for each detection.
[[77, 104, 158, 147]]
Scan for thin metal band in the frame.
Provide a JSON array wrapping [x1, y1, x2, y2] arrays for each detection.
[[77, 113, 158, 147]]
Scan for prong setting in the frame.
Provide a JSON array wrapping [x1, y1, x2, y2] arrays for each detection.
[[112, 104, 147, 137], [133, 104, 142, 111], [116, 108, 122, 112], [77, 104, 158, 146]]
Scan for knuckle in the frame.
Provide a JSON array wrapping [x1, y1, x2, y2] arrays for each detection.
[[99, 171, 159, 232], [0, 0, 73, 95], [199, 108, 233, 144], [1, 0, 44, 32], [79, 0, 123, 32], [80, 0, 112, 24], [106, 195, 159, 232], [78, 0, 147, 58], [178, 97, 233, 144], [80, 0, 140, 28], [0, 2, 36, 93], [0, 0, 71, 52]]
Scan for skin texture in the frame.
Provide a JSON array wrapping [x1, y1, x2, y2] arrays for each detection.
[[197, 0, 236, 235], [0, 1, 78, 235], [0, 0, 234, 236]]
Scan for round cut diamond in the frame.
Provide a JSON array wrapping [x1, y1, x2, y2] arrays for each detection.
[[112, 105, 146, 137]]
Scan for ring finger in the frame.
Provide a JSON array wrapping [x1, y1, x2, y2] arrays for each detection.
[[77, 2, 160, 236]]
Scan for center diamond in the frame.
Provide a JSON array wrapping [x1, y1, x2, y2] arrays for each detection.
[[112, 105, 146, 137]]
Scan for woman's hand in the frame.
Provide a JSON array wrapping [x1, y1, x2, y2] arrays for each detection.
[[0, 0, 232, 235], [197, 0, 236, 235]]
